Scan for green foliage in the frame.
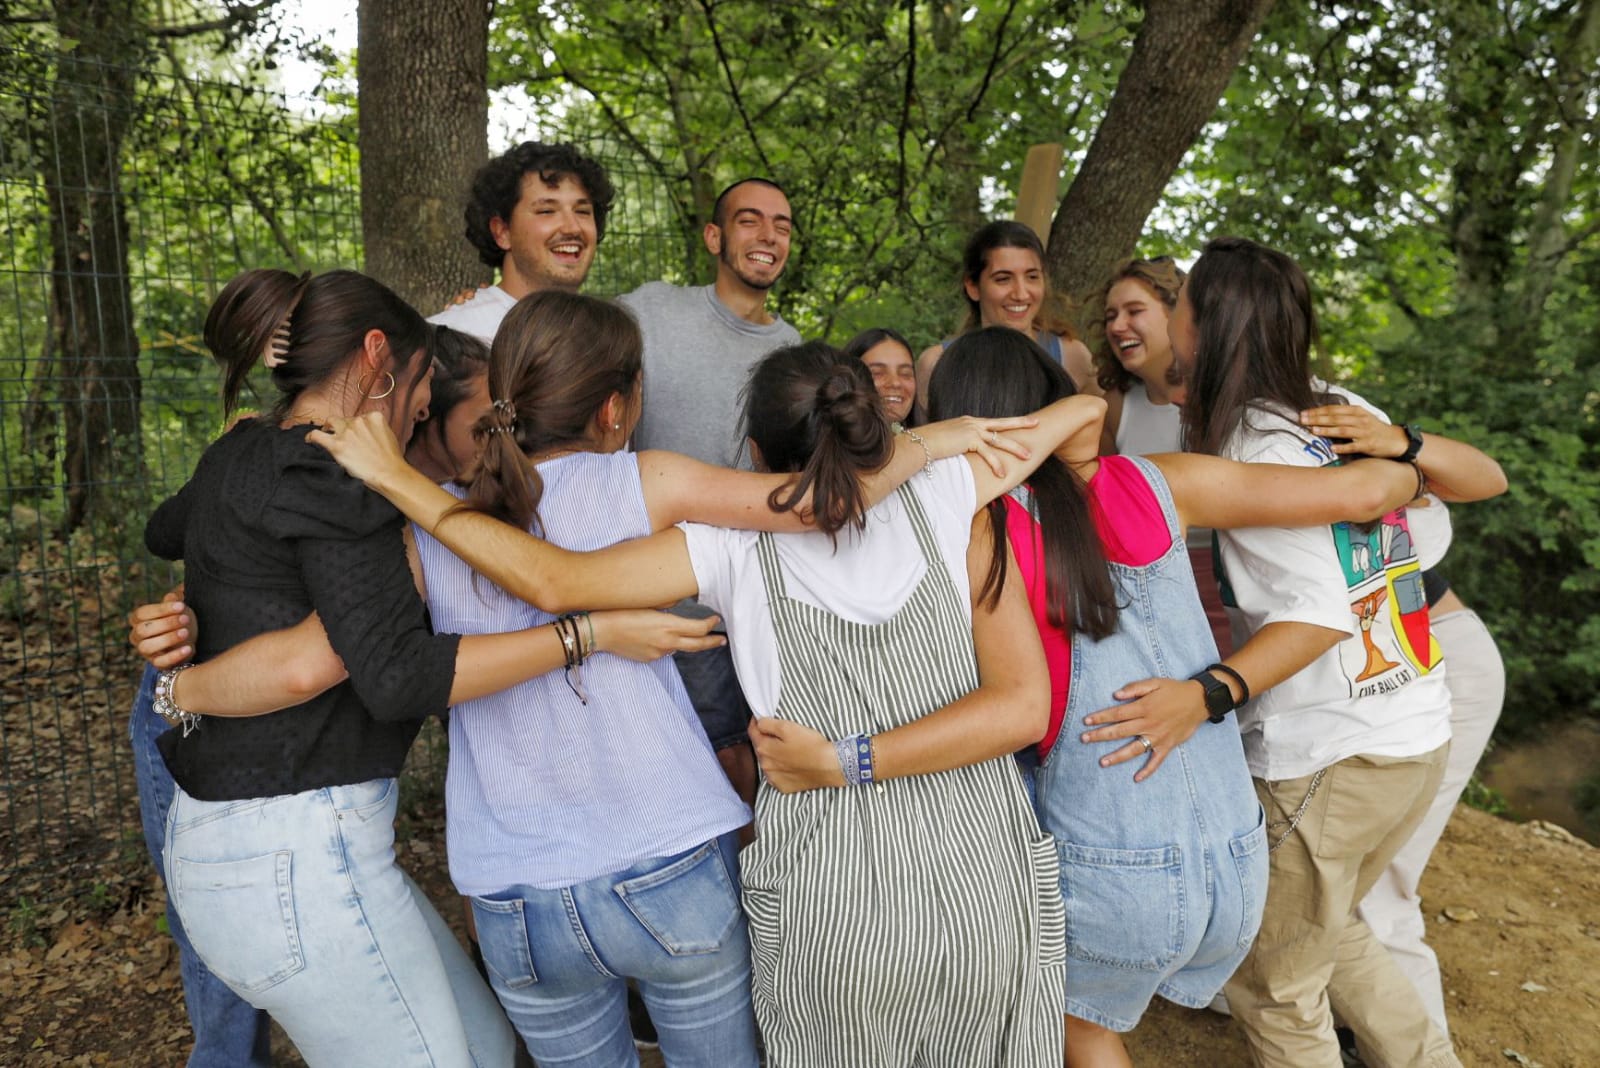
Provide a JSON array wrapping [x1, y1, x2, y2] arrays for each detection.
[[8, 898, 46, 949], [1183, 0, 1600, 734], [490, 0, 1134, 342], [1575, 772, 1600, 838], [1460, 775, 1513, 819]]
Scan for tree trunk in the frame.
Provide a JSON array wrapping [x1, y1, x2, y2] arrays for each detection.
[[45, 0, 147, 532], [1046, 0, 1276, 312], [359, 0, 491, 313]]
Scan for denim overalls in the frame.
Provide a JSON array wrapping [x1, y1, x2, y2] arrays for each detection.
[[1031, 456, 1268, 1032]]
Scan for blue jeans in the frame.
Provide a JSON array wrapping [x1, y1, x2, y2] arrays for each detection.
[[130, 664, 273, 1068], [164, 776, 515, 1068], [471, 834, 758, 1067]]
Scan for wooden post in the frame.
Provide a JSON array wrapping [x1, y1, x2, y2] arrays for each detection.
[[1015, 143, 1064, 245]]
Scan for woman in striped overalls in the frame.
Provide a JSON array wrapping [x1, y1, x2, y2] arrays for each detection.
[[310, 340, 1109, 1067]]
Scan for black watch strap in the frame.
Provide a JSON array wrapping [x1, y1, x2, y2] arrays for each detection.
[[1396, 423, 1424, 463], [1188, 669, 1236, 724], [1208, 662, 1251, 706]]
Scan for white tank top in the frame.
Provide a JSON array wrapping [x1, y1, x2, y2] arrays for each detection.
[[1114, 381, 1182, 456]]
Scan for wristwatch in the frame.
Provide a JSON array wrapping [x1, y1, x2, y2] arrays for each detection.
[[1188, 669, 1237, 724], [1396, 423, 1424, 463]]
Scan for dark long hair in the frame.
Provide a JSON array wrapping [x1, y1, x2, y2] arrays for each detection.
[[928, 327, 1118, 641], [204, 268, 430, 420], [743, 341, 894, 540], [1181, 236, 1338, 456], [957, 220, 1078, 342], [409, 325, 490, 462], [459, 291, 642, 534]]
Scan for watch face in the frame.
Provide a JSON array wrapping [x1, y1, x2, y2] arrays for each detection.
[[1199, 673, 1232, 718]]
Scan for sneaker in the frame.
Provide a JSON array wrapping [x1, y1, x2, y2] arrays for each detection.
[[629, 986, 660, 1051], [1206, 991, 1233, 1017]]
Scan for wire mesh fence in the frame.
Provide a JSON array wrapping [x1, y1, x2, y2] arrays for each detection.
[[0, 43, 688, 908]]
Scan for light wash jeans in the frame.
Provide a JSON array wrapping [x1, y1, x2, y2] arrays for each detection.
[[471, 834, 758, 1068], [131, 664, 273, 1067], [164, 776, 515, 1068]]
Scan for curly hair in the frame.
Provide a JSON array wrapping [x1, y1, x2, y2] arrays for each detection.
[[1093, 257, 1186, 394], [463, 142, 616, 270]]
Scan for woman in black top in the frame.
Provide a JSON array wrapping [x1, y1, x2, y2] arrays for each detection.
[[145, 269, 719, 1068]]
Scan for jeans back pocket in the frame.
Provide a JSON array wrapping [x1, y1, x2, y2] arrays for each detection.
[[1228, 807, 1269, 950], [1058, 840, 1184, 971], [172, 850, 303, 994], [616, 840, 741, 956]]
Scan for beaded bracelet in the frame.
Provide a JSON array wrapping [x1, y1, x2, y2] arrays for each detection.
[[153, 664, 202, 737], [833, 733, 876, 787]]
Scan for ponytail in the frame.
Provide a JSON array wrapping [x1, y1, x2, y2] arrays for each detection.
[[456, 291, 642, 535], [202, 267, 428, 420], [744, 342, 894, 540]]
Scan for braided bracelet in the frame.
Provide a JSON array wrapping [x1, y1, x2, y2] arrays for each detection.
[[834, 733, 877, 787]]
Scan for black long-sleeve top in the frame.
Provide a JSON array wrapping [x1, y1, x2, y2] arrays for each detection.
[[145, 419, 460, 801]]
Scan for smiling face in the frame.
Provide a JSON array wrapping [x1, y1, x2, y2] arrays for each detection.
[[860, 338, 916, 424], [490, 173, 597, 296], [964, 246, 1046, 332], [707, 182, 792, 293], [1103, 277, 1174, 383]]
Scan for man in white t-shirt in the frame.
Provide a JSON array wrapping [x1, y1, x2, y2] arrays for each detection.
[[429, 141, 614, 339], [620, 179, 802, 809]]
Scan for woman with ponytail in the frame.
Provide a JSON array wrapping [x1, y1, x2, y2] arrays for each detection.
[[138, 269, 740, 1068], [309, 334, 1112, 1066], [904, 327, 1449, 1067]]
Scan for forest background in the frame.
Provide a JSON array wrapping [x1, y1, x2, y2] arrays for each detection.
[[1, 0, 1598, 908]]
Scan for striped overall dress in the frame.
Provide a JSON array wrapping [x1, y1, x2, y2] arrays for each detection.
[[737, 486, 1066, 1067]]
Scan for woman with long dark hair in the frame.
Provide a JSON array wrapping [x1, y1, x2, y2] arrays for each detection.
[[309, 339, 1110, 1066], [841, 326, 917, 427], [914, 220, 1097, 420], [1174, 236, 1504, 1068]]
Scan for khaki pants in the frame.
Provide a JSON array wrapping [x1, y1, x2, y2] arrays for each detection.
[[1224, 745, 1462, 1068]]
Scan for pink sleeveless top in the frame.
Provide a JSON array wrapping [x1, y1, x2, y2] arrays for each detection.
[[1001, 455, 1172, 757]]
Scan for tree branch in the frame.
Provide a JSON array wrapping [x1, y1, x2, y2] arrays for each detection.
[[695, 0, 775, 174], [964, 0, 1021, 124], [897, 0, 915, 209], [149, 0, 277, 39]]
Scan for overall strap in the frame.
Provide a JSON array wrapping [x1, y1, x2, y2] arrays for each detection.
[[1126, 454, 1184, 543], [896, 482, 946, 570], [755, 530, 789, 601]]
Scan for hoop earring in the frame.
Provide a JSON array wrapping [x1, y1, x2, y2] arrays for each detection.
[[358, 371, 396, 400]]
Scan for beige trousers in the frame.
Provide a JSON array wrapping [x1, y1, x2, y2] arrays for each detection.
[[1224, 744, 1462, 1068]]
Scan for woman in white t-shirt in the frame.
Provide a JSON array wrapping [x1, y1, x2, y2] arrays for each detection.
[[1170, 236, 1505, 1068], [312, 341, 1110, 1067]]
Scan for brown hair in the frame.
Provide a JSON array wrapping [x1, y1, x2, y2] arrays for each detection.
[[927, 327, 1118, 640], [1180, 236, 1337, 457], [1093, 257, 1187, 394], [204, 268, 429, 420], [957, 220, 1078, 342], [458, 291, 642, 535], [742, 341, 894, 540]]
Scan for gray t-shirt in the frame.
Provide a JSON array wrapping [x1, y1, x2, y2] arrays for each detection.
[[620, 282, 801, 469]]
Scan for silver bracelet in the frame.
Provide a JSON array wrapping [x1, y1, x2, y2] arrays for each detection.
[[153, 664, 202, 737], [901, 429, 934, 478]]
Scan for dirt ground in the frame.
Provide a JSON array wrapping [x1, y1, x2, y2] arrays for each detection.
[[2, 803, 1596, 1068]]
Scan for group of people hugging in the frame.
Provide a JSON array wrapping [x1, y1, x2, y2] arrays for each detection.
[[125, 141, 1508, 1068]]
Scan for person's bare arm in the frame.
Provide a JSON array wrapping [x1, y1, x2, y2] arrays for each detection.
[[1298, 404, 1506, 503], [1082, 622, 1344, 780], [1151, 452, 1422, 533], [749, 514, 1049, 791], [966, 395, 1108, 509], [638, 415, 1037, 531]]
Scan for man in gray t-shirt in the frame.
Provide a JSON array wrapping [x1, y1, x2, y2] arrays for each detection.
[[620, 178, 799, 808]]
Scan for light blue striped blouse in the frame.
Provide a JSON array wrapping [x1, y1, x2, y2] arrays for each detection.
[[413, 450, 751, 895]]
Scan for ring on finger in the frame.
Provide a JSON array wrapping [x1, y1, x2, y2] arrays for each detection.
[[1136, 734, 1153, 753]]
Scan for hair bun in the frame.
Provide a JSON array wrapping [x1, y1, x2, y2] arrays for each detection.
[[816, 367, 871, 417]]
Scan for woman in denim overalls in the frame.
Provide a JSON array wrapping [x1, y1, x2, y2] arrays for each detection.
[[925, 329, 1429, 1067]]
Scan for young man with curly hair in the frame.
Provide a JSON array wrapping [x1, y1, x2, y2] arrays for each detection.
[[431, 140, 616, 340]]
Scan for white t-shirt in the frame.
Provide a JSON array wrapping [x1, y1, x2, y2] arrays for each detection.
[[427, 285, 517, 343], [1218, 383, 1453, 780], [681, 457, 978, 717], [1114, 381, 1183, 457]]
